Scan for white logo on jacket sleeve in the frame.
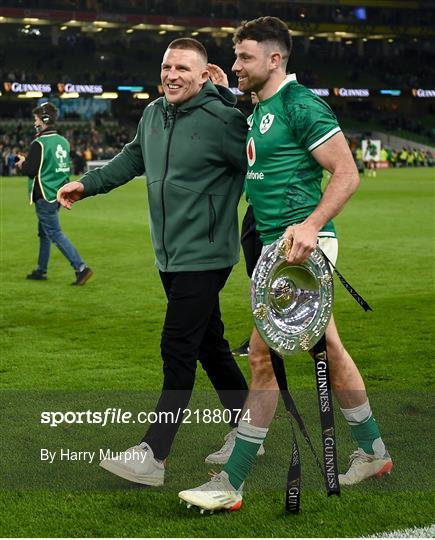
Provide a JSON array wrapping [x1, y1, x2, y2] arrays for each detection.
[[259, 113, 275, 134], [247, 137, 256, 166]]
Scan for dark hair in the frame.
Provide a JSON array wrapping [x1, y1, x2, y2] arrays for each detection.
[[167, 37, 208, 64], [32, 102, 59, 125], [233, 16, 292, 59]]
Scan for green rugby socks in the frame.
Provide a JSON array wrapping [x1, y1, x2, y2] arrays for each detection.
[[224, 420, 268, 490], [341, 399, 386, 456]]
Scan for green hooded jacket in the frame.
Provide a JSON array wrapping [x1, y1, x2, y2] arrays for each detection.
[[80, 81, 247, 272]]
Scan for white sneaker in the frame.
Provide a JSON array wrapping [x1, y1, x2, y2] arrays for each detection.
[[205, 428, 265, 465], [339, 448, 393, 486], [179, 471, 243, 513], [99, 442, 165, 486]]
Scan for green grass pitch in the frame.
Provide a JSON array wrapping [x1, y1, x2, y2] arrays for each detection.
[[0, 168, 434, 537]]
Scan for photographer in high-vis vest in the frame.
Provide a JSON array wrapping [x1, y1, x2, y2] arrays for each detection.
[[17, 102, 92, 285]]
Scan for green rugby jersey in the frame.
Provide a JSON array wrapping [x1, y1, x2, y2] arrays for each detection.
[[245, 74, 341, 245]]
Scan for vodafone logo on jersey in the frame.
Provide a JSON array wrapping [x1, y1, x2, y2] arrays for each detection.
[[247, 137, 256, 167]]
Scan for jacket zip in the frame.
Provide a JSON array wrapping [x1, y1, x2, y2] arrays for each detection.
[[161, 110, 177, 270], [208, 194, 216, 244]]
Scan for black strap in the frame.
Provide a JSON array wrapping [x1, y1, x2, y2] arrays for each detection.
[[270, 351, 324, 474], [270, 350, 324, 513], [269, 351, 301, 513], [270, 336, 341, 512], [311, 334, 341, 497], [320, 249, 373, 312], [286, 421, 301, 513]]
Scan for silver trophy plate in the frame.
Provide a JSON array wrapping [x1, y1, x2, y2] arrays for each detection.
[[251, 238, 334, 356]]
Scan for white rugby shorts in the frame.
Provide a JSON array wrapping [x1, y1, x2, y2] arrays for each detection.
[[262, 236, 338, 266]]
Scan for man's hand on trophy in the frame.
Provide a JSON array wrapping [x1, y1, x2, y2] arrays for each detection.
[[208, 63, 229, 87], [283, 222, 319, 264]]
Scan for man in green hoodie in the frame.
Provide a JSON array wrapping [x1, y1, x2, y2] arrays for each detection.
[[57, 38, 249, 486]]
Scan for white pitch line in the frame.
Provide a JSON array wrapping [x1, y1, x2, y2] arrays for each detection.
[[368, 524, 435, 538]]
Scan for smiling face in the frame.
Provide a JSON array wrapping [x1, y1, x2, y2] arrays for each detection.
[[232, 38, 288, 101], [161, 48, 209, 105], [232, 40, 273, 94]]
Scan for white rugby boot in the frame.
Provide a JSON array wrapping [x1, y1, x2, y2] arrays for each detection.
[[179, 471, 243, 513], [339, 448, 393, 486], [99, 442, 164, 486], [205, 428, 265, 465]]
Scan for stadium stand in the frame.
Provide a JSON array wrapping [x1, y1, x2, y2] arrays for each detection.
[[1, 0, 434, 169]]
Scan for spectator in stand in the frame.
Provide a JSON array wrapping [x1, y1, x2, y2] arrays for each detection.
[[71, 148, 87, 175], [7, 148, 18, 176], [0, 145, 5, 176], [399, 147, 408, 167], [1, 147, 9, 176], [83, 147, 93, 161], [355, 146, 364, 173]]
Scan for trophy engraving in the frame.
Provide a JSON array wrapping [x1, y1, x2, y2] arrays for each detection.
[[253, 303, 268, 320]]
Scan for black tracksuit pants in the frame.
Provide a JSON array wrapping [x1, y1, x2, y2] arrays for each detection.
[[142, 267, 248, 460]]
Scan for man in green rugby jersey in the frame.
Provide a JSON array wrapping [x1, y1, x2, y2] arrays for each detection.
[[179, 16, 392, 512]]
